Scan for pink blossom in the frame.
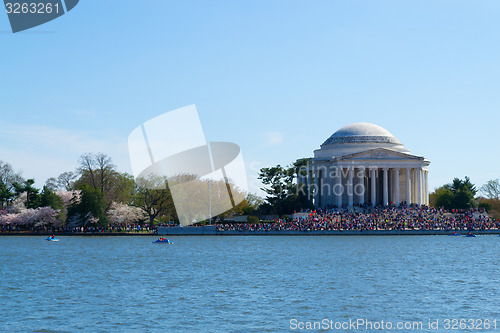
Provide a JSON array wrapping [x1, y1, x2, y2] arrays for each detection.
[[0, 213, 22, 225], [107, 202, 147, 225]]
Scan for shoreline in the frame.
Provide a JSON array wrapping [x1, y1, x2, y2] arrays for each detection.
[[1, 229, 499, 237], [0, 232, 155, 236], [157, 226, 500, 236]]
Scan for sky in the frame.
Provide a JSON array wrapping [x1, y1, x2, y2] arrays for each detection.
[[1, 0, 500, 196]]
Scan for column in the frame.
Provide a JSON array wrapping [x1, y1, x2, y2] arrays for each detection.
[[383, 168, 389, 206], [427, 171, 430, 205], [394, 168, 400, 206], [347, 167, 354, 207], [328, 173, 334, 207], [358, 168, 365, 205], [426, 171, 429, 205], [313, 169, 320, 207], [416, 168, 422, 206], [336, 167, 342, 207], [406, 168, 411, 205], [371, 168, 376, 206], [424, 170, 428, 205]]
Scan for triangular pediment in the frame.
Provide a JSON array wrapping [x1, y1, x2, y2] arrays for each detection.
[[334, 148, 424, 161]]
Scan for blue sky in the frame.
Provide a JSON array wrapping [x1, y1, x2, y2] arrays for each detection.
[[1, 0, 499, 195]]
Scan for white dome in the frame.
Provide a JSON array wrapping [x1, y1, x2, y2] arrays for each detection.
[[333, 123, 395, 137], [323, 122, 401, 145]]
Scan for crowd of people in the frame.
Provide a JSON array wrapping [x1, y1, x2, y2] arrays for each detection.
[[1, 205, 497, 234], [216, 205, 497, 232]]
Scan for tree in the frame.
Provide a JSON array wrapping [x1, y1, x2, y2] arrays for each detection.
[[107, 202, 147, 225], [258, 159, 314, 215], [430, 177, 477, 210], [0, 213, 22, 226], [75, 153, 134, 210], [45, 171, 77, 191], [131, 176, 176, 226], [21, 207, 61, 228], [40, 186, 65, 211], [290, 158, 314, 210], [477, 197, 500, 219], [12, 179, 40, 209], [450, 177, 477, 209], [67, 183, 108, 227], [55, 190, 80, 222], [258, 165, 293, 209], [0, 161, 23, 207], [77, 152, 115, 193], [231, 193, 264, 215], [7, 192, 28, 214], [480, 179, 500, 199], [432, 187, 454, 210], [0, 161, 23, 188], [0, 180, 15, 209]]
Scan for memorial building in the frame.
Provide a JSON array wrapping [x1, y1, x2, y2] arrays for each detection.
[[300, 123, 430, 208]]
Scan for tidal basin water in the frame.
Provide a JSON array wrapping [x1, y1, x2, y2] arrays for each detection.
[[0, 236, 499, 332]]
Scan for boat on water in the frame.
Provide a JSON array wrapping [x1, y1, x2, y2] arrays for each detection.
[[153, 238, 173, 244], [45, 236, 59, 242], [449, 232, 461, 236], [464, 233, 476, 237]]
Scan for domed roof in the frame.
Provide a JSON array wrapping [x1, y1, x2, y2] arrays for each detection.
[[322, 122, 402, 145]]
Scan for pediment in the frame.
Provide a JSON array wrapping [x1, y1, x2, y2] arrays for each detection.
[[334, 148, 424, 161]]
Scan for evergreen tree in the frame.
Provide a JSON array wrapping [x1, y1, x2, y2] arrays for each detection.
[[0, 180, 14, 209], [258, 158, 314, 215], [12, 179, 40, 209], [68, 183, 108, 226], [431, 176, 477, 210], [40, 186, 64, 210]]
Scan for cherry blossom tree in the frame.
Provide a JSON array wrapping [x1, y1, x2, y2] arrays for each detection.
[[0, 213, 22, 225], [24, 207, 61, 227], [7, 192, 27, 214], [107, 202, 147, 225], [1, 192, 62, 227]]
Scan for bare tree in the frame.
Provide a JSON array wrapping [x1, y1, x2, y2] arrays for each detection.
[[45, 171, 77, 191], [480, 179, 500, 199], [131, 176, 176, 225], [78, 153, 115, 192], [0, 161, 24, 189], [75, 153, 133, 211], [58, 171, 77, 191]]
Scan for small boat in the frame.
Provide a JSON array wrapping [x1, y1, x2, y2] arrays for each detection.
[[153, 238, 173, 244], [45, 237, 59, 242], [449, 232, 461, 236], [464, 233, 476, 238]]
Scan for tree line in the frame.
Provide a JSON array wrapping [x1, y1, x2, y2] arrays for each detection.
[[3, 153, 498, 228], [0, 153, 262, 229]]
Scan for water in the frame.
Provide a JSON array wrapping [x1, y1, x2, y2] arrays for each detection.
[[0, 235, 499, 332]]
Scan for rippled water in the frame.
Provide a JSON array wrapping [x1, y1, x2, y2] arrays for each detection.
[[0, 235, 499, 332]]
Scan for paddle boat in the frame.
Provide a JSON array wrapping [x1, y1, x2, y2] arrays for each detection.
[[464, 232, 476, 238], [153, 237, 173, 244], [45, 235, 59, 242], [449, 231, 461, 236]]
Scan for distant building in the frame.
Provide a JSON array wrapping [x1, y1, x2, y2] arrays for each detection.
[[300, 123, 430, 208]]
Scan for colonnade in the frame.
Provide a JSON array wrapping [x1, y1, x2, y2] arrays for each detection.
[[300, 165, 429, 208]]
